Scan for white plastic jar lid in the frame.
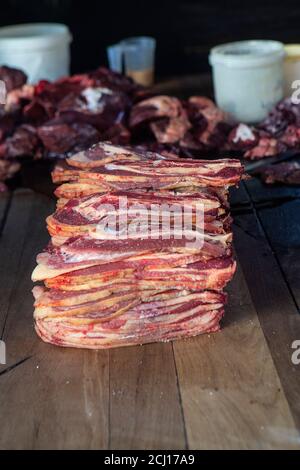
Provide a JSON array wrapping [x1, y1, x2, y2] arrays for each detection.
[[0, 23, 72, 50], [209, 40, 285, 68]]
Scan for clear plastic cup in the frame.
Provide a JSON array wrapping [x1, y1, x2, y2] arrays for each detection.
[[107, 44, 123, 73], [121, 37, 156, 86], [107, 37, 156, 86]]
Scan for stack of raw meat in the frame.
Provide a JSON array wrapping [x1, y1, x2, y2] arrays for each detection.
[[32, 142, 243, 349]]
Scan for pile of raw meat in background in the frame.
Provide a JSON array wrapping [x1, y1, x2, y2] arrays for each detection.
[[0, 65, 146, 190], [32, 143, 243, 349], [1, 65, 300, 190]]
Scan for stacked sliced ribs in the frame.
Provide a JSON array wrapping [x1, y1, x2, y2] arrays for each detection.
[[32, 142, 244, 349]]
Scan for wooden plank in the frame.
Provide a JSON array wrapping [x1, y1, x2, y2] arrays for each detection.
[[233, 208, 300, 434], [245, 175, 300, 204], [0, 189, 37, 335], [256, 199, 300, 305], [237, 179, 300, 432], [109, 343, 186, 450], [0, 191, 10, 236], [174, 265, 300, 449], [0, 191, 109, 449], [244, 178, 300, 306]]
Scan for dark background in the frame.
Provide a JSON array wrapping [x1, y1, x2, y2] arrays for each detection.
[[1, 0, 300, 77]]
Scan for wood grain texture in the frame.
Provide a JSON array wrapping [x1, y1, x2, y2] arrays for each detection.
[[1, 182, 300, 449], [109, 343, 186, 449], [0, 190, 37, 335], [0, 192, 9, 236], [233, 184, 300, 435], [0, 190, 109, 450], [244, 177, 300, 306], [174, 266, 299, 449]]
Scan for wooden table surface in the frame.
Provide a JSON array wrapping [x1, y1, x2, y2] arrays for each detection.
[[0, 70, 300, 448], [0, 170, 300, 450]]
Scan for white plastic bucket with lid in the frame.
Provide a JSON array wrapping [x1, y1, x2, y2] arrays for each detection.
[[209, 40, 285, 123], [0, 23, 72, 83]]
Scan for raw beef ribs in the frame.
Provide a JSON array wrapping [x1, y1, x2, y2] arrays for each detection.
[[32, 142, 244, 349]]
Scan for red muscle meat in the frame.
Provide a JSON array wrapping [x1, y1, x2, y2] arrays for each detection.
[[0, 159, 20, 182], [259, 161, 300, 185], [244, 136, 279, 160], [0, 65, 27, 92], [0, 124, 40, 159]]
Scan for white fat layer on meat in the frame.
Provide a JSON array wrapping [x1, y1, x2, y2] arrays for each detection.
[[90, 226, 206, 241], [73, 203, 107, 221], [100, 142, 134, 157], [104, 162, 228, 176], [233, 123, 256, 143], [61, 250, 136, 263], [81, 87, 113, 112], [70, 142, 138, 162], [74, 206, 210, 221]]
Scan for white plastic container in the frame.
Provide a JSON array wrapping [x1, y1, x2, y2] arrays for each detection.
[[209, 40, 285, 123], [0, 23, 72, 83], [283, 44, 300, 97]]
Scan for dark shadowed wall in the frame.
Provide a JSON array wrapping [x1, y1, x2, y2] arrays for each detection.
[[1, 0, 300, 77]]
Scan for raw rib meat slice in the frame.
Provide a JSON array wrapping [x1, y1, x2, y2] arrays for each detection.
[[52, 155, 244, 190], [34, 289, 226, 348], [36, 256, 235, 293], [35, 308, 224, 348]]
